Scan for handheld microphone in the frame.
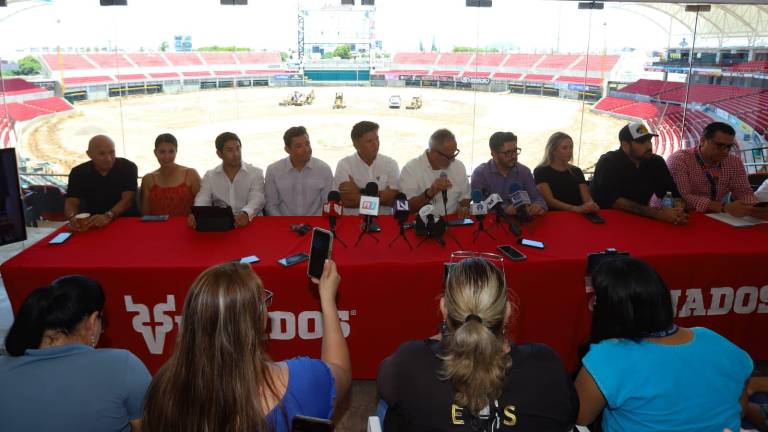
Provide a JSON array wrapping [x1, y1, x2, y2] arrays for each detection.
[[323, 190, 342, 232], [393, 192, 409, 225], [508, 182, 532, 224], [439, 172, 449, 215]]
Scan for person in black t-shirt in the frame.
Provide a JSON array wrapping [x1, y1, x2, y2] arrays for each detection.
[[377, 258, 578, 432], [534, 132, 599, 213], [65, 135, 138, 231], [590, 122, 687, 225]]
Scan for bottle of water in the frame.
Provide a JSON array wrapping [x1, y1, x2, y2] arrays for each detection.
[[661, 192, 674, 208]]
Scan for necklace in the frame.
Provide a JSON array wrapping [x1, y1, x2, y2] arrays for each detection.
[[645, 324, 679, 338]]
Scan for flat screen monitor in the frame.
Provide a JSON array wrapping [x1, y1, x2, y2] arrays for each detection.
[[0, 148, 27, 246]]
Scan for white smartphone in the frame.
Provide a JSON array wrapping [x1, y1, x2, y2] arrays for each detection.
[[49, 232, 72, 244], [517, 238, 545, 249], [308, 228, 333, 279]]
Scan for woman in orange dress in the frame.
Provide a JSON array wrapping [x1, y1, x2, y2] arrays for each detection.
[[140, 133, 201, 216]]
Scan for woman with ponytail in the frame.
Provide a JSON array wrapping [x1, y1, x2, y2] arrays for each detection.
[[0, 275, 151, 432], [377, 257, 577, 431]]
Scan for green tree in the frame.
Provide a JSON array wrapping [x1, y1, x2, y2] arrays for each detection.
[[332, 44, 352, 59], [419, 40, 424, 52], [431, 38, 437, 52], [280, 51, 289, 61], [10, 56, 42, 76], [159, 41, 169, 52]]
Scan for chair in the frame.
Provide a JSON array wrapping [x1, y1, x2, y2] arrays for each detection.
[[27, 185, 67, 221]]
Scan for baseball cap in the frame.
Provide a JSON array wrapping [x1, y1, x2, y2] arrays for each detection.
[[619, 121, 658, 143]]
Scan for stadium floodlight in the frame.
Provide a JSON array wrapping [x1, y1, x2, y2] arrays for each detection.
[[466, 0, 492, 6], [685, 5, 711, 12], [341, 0, 355, 5], [578, 2, 604, 10], [100, 0, 127, 5], [221, 0, 247, 4]]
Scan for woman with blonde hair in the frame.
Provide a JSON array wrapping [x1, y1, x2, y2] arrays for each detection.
[[142, 259, 350, 432], [377, 258, 577, 431], [534, 132, 599, 213]]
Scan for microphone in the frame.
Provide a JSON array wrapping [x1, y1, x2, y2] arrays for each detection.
[[359, 181, 380, 232], [439, 172, 449, 215], [485, 191, 521, 236], [470, 189, 487, 221], [323, 190, 343, 232], [419, 204, 436, 225], [393, 192, 409, 225], [508, 182, 532, 224]]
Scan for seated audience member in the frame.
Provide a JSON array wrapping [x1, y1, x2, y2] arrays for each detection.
[[334, 121, 400, 215], [142, 260, 350, 432], [378, 257, 578, 431], [576, 257, 752, 432], [534, 132, 599, 213], [399, 129, 470, 217], [190, 132, 265, 228], [65, 134, 138, 230], [265, 126, 333, 216], [0, 276, 151, 432], [590, 122, 687, 225], [746, 377, 768, 432], [667, 122, 765, 218], [141, 133, 201, 216], [471, 131, 547, 216]]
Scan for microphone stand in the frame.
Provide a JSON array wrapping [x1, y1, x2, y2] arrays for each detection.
[[354, 215, 380, 246], [472, 217, 495, 242], [329, 220, 348, 248], [388, 219, 413, 250]]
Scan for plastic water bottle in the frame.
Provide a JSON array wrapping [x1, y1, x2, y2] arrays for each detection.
[[661, 192, 674, 208]]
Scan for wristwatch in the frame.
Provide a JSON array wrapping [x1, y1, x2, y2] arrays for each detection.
[[105, 210, 116, 219]]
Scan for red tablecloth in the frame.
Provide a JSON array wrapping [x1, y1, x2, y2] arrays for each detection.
[[2, 211, 767, 378]]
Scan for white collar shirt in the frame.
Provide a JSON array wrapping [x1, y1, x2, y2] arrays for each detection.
[[194, 162, 265, 218]]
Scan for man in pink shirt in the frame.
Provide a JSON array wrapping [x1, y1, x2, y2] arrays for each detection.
[[667, 122, 765, 218]]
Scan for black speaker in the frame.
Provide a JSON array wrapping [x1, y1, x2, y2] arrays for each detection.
[[361, 0, 374, 5], [100, 0, 127, 5], [466, 0, 491, 6], [341, 0, 354, 5], [221, 0, 247, 4]]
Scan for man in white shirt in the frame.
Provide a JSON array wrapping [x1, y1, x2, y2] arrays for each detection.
[[265, 126, 333, 216], [334, 121, 400, 215], [399, 128, 471, 217], [189, 132, 265, 228]]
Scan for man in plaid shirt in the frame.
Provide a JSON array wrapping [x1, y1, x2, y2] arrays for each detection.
[[667, 122, 765, 219]]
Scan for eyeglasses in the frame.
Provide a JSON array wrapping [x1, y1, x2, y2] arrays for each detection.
[[497, 148, 521, 157], [449, 251, 506, 276], [264, 290, 273, 308], [712, 141, 735, 152], [434, 148, 460, 161]]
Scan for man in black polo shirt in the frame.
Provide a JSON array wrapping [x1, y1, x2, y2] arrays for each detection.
[[65, 135, 138, 230], [590, 122, 687, 225]]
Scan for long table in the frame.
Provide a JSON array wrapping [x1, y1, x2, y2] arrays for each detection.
[[2, 211, 767, 378]]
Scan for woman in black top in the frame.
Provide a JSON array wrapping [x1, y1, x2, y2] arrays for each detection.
[[534, 132, 599, 213], [377, 258, 578, 432]]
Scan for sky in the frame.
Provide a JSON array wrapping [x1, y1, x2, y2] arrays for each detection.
[[0, 0, 756, 60]]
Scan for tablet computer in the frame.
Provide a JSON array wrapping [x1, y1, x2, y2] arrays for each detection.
[[191, 206, 235, 232]]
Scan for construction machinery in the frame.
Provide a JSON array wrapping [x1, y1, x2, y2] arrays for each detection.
[[303, 89, 315, 105], [333, 92, 346, 109], [405, 96, 423, 110]]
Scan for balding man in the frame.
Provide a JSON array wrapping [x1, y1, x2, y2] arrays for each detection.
[[65, 135, 138, 230]]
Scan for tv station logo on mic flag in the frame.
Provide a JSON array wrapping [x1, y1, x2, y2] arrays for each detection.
[[395, 200, 409, 211], [359, 195, 380, 216]]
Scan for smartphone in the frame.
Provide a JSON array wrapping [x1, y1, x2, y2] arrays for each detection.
[[141, 214, 170, 222], [239, 255, 260, 264], [278, 252, 309, 267], [308, 228, 333, 279], [49, 232, 72, 244], [497, 244, 527, 261], [291, 415, 334, 432], [517, 238, 545, 249], [447, 218, 474, 226], [584, 212, 605, 224]]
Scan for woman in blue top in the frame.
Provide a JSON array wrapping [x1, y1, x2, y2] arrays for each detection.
[[142, 259, 351, 432], [575, 257, 752, 432], [0, 276, 151, 432]]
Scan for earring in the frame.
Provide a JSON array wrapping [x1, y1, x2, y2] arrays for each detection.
[[439, 321, 448, 335], [90, 335, 97, 348]]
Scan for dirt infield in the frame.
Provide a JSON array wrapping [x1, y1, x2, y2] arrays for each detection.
[[23, 86, 624, 177]]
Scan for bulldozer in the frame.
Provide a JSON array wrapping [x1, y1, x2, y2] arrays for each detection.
[[333, 92, 346, 109], [290, 91, 305, 106], [278, 94, 293, 106], [406, 96, 423, 110]]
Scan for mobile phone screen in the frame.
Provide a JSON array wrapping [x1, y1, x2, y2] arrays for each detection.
[[518, 238, 545, 249], [497, 245, 526, 260], [49, 232, 72, 244], [278, 252, 309, 266], [447, 218, 474, 226], [291, 415, 334, 432], [308, 228, 332, 279], [141, 215, 169, 222]]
